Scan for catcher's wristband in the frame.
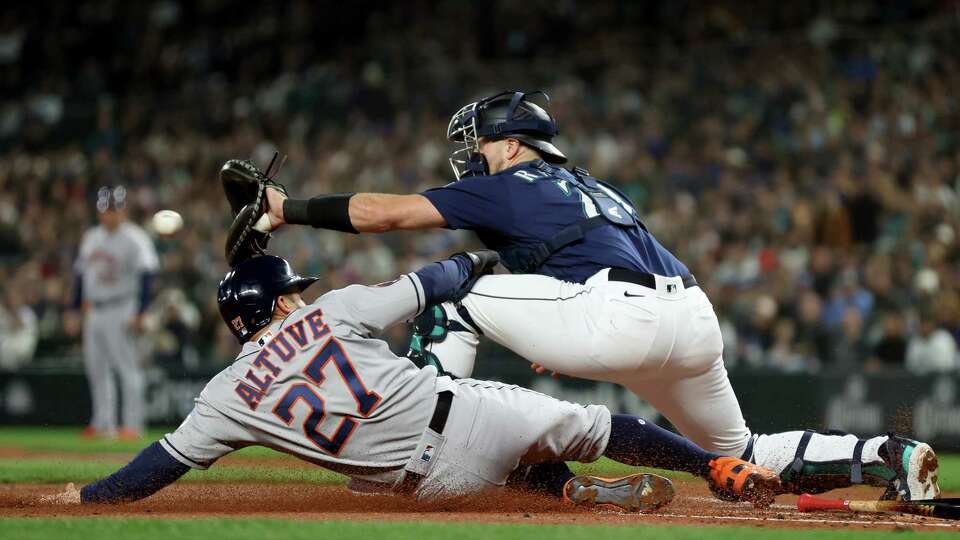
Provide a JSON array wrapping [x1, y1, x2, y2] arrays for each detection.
[[283, 193, 358, 233]]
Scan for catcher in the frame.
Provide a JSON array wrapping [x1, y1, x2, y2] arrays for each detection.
[[219, 90, 939, 504]]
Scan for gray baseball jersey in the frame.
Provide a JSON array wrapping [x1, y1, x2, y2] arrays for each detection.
[[162, 275, 439, 477], [76, 222, 159, 303]]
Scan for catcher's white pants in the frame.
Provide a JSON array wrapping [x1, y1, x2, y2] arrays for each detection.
[[430, 268, 751, 456], [428, 269, 895, 479]]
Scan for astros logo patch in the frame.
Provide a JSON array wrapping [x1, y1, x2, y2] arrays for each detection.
[[420, 444, 435, 462]]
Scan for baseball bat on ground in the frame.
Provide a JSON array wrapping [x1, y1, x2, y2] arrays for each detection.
[[797, 493, 960, 520]]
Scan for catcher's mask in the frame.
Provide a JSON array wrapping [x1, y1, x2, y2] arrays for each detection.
[[217, 255, 318, 343], [447, 90, 567, 179]]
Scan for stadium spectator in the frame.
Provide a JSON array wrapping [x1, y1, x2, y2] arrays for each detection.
[[792, 289, 831, 370], [0, 1, 956, 374], [906, 309, 959, 375], [828, 307, 870, 374], [0, 286, 38, 370], [868, 311, 909, 371]]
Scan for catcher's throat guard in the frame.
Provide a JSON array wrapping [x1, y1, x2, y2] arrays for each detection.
[[447, 90, 566, 179]]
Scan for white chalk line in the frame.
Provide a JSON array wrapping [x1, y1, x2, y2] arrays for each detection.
[[659, 512, 960, 529], [671, 496, 960, 529]]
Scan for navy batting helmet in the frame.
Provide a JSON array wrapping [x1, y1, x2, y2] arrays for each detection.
[[447, 90, 567, 179], [217, 255, 318, 343]]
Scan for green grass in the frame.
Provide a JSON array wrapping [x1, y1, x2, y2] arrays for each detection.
[[2, 428, 958, 539], [0, 427, 283, 457], [0, 459, 347, 484], [1, 427, 958, 491], [2, 518, 956, 540]]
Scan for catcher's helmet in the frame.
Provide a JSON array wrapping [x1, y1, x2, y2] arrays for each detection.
[[447, 90, 567, 179], [217, 255, 318, 343]]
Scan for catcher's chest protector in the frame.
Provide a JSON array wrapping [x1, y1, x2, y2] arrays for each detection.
[[500, 164, 646, 273]]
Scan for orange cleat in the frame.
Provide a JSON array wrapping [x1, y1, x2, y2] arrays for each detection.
[[80, 426, 101, 440], [708, 456, 781, 508]]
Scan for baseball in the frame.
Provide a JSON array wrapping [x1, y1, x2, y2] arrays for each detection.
[[152, 209, 184, 236]]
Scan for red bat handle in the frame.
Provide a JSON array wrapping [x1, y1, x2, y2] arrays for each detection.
[[797, 494, 849, 512]]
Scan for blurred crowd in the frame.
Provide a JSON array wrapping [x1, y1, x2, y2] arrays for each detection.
[[0, 1, 957, 374]]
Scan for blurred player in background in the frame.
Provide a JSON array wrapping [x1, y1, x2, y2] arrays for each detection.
[[71, 186, 159, 439]]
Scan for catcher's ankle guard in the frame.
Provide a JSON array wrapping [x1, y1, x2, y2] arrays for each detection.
[[778, 430, 894, 495]]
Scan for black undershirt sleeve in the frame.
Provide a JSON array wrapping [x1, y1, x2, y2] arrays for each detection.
[[80, 442, 190, 503]]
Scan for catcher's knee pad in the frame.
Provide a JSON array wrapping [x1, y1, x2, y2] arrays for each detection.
[[407, 305, 479, 376]]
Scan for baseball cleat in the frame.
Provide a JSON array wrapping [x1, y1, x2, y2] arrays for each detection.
[[880, 435, 940, 501], [708, 456, 781, 508], [117, 428, 143, 441], [563, 473, 675, 512]]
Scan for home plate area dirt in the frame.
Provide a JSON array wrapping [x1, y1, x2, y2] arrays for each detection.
[[2, 479, 958, 532]]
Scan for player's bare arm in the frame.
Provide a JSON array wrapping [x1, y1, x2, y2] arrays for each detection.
[[265, 187, 445, 233], [260, 137, 535, 234], [348, 193, 446, 231]]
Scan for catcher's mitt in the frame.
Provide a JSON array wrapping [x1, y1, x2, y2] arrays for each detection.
[[221, 153, 287, 266], [225, 202, 274, 266]]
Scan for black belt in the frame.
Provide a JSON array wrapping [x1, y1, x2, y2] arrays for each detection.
[[396, 390, 453, 495], [608, 268, 698, 290], [428, 390, 453, 433]]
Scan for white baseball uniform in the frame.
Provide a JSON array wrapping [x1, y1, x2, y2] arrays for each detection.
[[415, 160, 895, 485], [428, 270, 750, 456]]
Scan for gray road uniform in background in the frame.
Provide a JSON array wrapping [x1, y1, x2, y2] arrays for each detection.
[[162, 274, 610, 499], [75, 220, 159, 436]]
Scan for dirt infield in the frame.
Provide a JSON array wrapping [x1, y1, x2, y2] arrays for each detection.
[[2, 480, 958, 532]]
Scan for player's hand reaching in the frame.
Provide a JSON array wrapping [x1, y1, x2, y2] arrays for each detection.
[[448, 249, 499, 300], [263, 185, 287, 230], [40, 482, 81, 505], [452, 250, 500, 280]]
